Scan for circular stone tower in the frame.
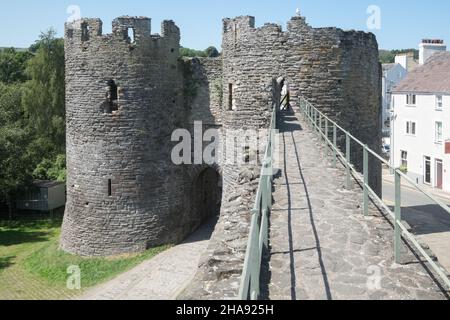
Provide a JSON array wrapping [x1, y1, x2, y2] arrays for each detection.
[[60, 17, 187, 256]]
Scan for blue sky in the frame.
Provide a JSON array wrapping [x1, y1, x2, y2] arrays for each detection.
[[0, 0, 449, 50]]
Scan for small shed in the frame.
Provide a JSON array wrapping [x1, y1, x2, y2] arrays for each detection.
[[16, 180, 66, 212]]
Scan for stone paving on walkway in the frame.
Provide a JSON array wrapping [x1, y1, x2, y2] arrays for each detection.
[[77, 219, 216, 300], [267, 110, 449, 300]]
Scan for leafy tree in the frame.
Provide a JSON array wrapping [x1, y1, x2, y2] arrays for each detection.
[[379, 49, 419, 64], [33, 155, 66, 182], [0, 29, 66, 218], [379, 50, 395, 64], [0, 48, 32, 84], [205, 46, 220, 58], [22, 29, 65, 156], [180, 47, 207, 58], [0, 83, 33, 217]]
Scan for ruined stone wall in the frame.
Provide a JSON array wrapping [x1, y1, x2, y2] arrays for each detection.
[[220, 15, 381, 192], [184, 57, 223, 126], [183, 15, 381, 299]]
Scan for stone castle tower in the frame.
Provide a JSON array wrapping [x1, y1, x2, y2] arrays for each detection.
[[60, 17, 219, 256], [60, 15, 381, 258]]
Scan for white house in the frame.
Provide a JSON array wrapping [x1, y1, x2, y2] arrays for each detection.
[[395, 52, 418, 72], [382, 62, 408, 136], [391, 48, 450, 192]]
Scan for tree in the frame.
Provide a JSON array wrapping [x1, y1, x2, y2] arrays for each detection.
[[180, 47, 207, 58], [379, 50, 395, 64], [22, 29, 65, 157], [0, 29, 66, 218], [33, 155, 66, 182], [379, 49, 419, 64], [0, 48, 32, 84], [205, 46, 220, 58], [0, 84, 32, 218]]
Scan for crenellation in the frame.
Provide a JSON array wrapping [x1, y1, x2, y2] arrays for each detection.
[[65, 16, 180, 57]]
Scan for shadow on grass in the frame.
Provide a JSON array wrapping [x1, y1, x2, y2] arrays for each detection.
[[0, 256, 15, 270], [0, 230, 51, 247], [0, 219, 61, 247]]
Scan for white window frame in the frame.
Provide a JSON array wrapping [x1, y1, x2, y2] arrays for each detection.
[[406, 120, 416, 136], [436, 95, 443, 110], [401, 150, 408, 168], [406, 94, 416, 107], [435, 121, 443, 144]]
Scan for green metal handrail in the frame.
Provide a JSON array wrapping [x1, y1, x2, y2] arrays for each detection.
[[299, 96, 450, 290], [238, 102, 277, 300]]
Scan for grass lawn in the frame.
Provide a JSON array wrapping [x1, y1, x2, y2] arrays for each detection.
[[0, 218, 169, 300]]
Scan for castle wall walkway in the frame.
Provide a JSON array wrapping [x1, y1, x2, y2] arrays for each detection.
[[266, 110, 448, 300]]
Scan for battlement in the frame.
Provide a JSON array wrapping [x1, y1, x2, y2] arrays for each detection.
[[223, 16, 255, 33], [65, 16, 180, 49]]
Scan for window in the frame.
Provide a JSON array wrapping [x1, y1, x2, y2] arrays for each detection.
[[424, 156, 431, 185], [406, 121, 416, 135], [401, 150, 408, 168], [108, 179, 112, 197], [406, 94, 416, 106], [435, 121, 443, 143], [228, 83, 234, 111], [126, 28, 135, 43], [436, 95, 443, 110], [107, 80, 119, 113], [81, 22, 90, 42]]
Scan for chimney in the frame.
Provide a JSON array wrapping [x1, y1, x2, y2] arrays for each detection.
[[419, 39, 446, 65], [395, 54, 408, 70]]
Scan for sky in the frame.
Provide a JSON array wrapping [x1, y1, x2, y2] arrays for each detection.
[[0, 0, 449, 50]]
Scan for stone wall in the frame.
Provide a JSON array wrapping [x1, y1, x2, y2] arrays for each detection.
[[182, 15, 381, 299], [183, 57, 223, 126], [220, 15, 382, 193]]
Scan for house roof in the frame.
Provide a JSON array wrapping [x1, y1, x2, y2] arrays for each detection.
[[382, 63, 396, 72], [32, 180, 64, 189], [393, 52, 450, 94]]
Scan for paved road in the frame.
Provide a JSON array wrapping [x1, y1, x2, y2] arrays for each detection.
[[382, 179, 450, 272], [77, 218, 216, 300], [266, 110, 447, 300]]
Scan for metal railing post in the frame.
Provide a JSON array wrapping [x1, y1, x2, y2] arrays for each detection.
[[332, 124, 337, 168], [394, 170, 402, 264], [325, 118, 329, 158], [319, 114, 322, 139], [345, 133, 352, 189], [317, 110, 319, 134], [313, 109, 317, 132], [363, 145, 369, 216]]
